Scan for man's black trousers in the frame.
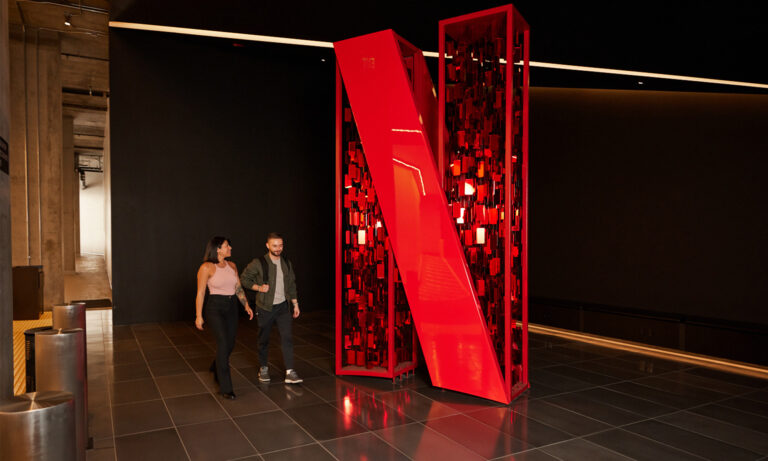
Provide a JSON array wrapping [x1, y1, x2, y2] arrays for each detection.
[[257, 301, 294, 371]]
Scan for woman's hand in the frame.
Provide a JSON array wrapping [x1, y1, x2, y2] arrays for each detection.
[[195, 315, 204, 330], [245, 305, 254, 320]]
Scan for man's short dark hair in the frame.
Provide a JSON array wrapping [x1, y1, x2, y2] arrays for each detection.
[[266, 232, 283, 242]]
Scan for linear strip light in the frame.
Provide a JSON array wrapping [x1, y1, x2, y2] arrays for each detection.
[[109, 21, 768, 91], [528, 323, 768, 379]]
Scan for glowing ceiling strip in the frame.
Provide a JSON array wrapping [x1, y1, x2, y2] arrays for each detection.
[[109, 21, 768, 90]]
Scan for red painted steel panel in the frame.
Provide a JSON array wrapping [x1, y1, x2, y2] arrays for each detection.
[[335, 30, 508, 403]]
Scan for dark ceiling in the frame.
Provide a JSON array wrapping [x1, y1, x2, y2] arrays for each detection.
[[111, 0, 767, 90]]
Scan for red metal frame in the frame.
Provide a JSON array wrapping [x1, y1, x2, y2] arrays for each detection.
[[439, 4, 530, 401], [334, 4, 529, 404]]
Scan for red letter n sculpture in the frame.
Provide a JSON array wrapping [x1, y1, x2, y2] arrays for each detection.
[[335, 5, 529, 404]]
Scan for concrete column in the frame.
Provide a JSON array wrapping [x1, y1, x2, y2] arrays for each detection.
[[1, 0, 15, 400], [9, 27, 64, 307], [103, 105, 111, 286], [62, 115, 76, 273]]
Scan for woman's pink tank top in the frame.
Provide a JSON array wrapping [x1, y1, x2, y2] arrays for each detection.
[[207, 263, 238, 295]]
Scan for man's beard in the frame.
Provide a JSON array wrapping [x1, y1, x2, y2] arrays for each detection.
[[269, 250, 282, 257]]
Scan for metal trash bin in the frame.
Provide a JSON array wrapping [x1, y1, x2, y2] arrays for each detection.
[[24, 326, 53, 392], [53, 303, 86, 331], [35, 329, 88, 461], [0, 391, 76, 461]]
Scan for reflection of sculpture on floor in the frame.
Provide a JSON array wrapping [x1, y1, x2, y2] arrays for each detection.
[[334, 4, 529, 404]]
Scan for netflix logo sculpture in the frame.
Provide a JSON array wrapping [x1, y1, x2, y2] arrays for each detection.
[[334, 5, 529, 404]]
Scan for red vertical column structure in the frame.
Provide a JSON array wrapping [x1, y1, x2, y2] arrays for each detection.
[[334, 32, 432, 380], [439, 5, 530, 399]]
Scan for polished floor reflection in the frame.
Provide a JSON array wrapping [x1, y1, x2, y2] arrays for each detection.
[[84, 310, 768, 460]]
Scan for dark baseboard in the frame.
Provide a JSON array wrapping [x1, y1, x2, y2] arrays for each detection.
[[530, 298, 768, 366]]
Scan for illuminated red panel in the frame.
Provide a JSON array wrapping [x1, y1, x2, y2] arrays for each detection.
[[335, 29, 509, 403]]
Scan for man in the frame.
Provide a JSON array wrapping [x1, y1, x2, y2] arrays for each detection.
[[240, 232, 303, 384]]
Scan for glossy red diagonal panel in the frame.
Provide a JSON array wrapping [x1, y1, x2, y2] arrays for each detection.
[[334, 30, 509, 403]]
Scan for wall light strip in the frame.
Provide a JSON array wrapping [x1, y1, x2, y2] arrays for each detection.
[[108, 21, 334, 49], [109, 21, 768, 91], [528, 323, 768, 379]]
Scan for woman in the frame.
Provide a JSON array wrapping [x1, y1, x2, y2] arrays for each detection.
[[195, 236, 253, 399]]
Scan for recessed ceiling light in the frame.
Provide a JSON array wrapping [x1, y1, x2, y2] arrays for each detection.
[[64, 14, 72, 27]]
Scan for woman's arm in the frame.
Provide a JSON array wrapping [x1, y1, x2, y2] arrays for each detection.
[[231, 262, 254, 320], [195, 263, 211, 330]]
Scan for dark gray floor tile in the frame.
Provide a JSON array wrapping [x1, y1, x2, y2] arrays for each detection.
[[111, 362, 151, 382], [717, 396, 768, 418], [611, 354, 695, 374], [322, 432, 409, 461], [261, 443, 336, 461], [372, 389, 460, 421], [683, 368, 768, 389], [414, 386, 503, 413], [529, 369, 593, 393], [466, 406, 572, 447], [330, 393, 414, 430], [115, 429, 187, 461], [512, 399, 611, 436], [154, 372, 208, 398], [290, 358, 330, 379], [305, 356, 334, 374], [300, 375, 369, 402], [548, 344, 607, 362], [577, 387, 676, 417], [147, 358, 193, 377], [85, 446, 116, 461], [657, 370, 757, 395], [540, 438, 633, 461], [110, 348, 144, 365], [177, 419, 256, 461], [542, 364, 621, 386], [493, 448, 562, 460], [376, 422, 485, 461], [218, 386, 278, 417], [168, 334, 203, 346], [743, 389, 768, 404], [112, 339, 140, 353], [143, 347, 182, 363], [293, 344, 331, 359], [607, 381, 705, 409], [543, 391, 647, 425], [425, 414, 530, 458], [88, 405, 113, 439], [177, 343, 214, 359], [229, 351, 261, 369], [235, 410, 314, 453], [112, 399, 172, 436], [165, 393, 228, 426], [524, 381, 563, 399], [632, 375, 730, 403], [110, 377, 160, 405], [284, 402, 367, 440], [112, 326, 135, 341], [586, 428, 705, 460], [185, 355, 217, 372], [576, 358, 646, 380], [625, 419, 762, 461], [659, 410, 768, 454], [690, 404, 768, 434], [196, 369, 255, 392], [261, 382, 324, 409]]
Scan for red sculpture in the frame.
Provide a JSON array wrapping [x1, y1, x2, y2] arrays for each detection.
[[335, 5, 529, 404]]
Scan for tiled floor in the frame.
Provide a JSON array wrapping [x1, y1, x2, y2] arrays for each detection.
[[83, 309, 768, 461]]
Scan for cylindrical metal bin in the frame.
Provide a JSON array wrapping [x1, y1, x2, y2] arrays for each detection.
[[52, 303, 86, 331], [0, 391, 76, 461], [35, 329, 87, 461], [24, 326, 53, 392]]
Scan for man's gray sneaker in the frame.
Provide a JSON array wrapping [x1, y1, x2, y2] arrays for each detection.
[[285, 369, 303, 384], [258, 366, 270, 382]]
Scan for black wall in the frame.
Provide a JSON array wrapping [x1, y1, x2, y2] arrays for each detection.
[[109, 4, 768, 364], [110, 30, 335, 324]]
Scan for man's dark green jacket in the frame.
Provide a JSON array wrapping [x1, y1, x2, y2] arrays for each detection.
[[240, 254, 298, 311]]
